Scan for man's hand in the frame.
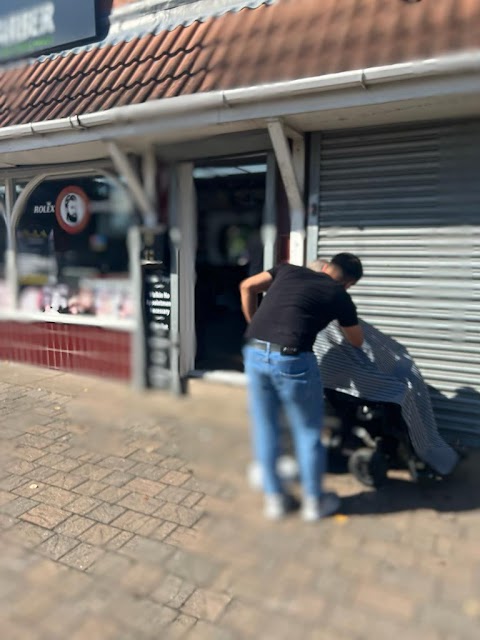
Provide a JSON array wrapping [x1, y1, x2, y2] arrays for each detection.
[[341, 324, 364, 348], [239, 271, 273, 323]]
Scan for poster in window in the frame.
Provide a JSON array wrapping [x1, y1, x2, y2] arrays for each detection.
[[55, 186, 91, 234]]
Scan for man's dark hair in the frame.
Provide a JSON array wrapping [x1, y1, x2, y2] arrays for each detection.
[[331, 252, 363, 282]]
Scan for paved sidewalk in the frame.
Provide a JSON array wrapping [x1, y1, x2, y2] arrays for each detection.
[[0, 362, 479, 640]]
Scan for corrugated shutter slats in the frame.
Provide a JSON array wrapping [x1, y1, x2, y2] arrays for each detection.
[[317, 121, 480, 445]]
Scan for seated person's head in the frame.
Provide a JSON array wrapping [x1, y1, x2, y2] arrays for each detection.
[[308, 258, 342, 282]]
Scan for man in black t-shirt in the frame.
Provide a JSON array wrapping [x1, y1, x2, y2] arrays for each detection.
[[240, 253, 363, 521]]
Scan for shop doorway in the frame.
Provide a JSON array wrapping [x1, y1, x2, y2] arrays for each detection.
[[194, 156, 270, 371]]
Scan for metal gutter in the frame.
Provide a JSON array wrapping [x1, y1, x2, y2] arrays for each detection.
[[0, 51, 480, 143]]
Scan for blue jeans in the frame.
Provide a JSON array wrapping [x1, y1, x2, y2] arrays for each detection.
[[243, 343, 325, 498]]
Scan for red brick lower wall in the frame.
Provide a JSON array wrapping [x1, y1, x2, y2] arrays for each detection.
[[0, 321, 131, 380]]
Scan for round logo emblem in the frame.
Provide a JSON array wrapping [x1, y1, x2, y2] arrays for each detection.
[[55, 186, 91, 234]]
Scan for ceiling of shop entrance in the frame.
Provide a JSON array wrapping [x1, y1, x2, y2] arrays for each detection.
[[193, 154, 266, 179], [193, 165, 266, 178]]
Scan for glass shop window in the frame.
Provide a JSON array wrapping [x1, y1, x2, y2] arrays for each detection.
[[16, 176, 136, 320]]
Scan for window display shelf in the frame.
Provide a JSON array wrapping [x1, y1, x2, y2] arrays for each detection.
[[0, 309, 135, 332]]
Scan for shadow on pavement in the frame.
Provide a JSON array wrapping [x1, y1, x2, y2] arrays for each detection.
[[341, 450, 480, 516]]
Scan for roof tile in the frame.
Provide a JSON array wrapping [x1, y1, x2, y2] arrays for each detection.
[[1, 0, 480, 128], [136, 32, 168, 63], [64, 46, 104, 78]]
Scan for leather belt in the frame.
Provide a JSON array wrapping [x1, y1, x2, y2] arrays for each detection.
[[247, 339, 310, 355]]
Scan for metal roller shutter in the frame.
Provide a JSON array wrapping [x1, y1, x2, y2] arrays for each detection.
[[316, 121, 480, 446]]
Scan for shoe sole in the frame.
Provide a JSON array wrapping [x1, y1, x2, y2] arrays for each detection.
[[302, 498, 341, 522]]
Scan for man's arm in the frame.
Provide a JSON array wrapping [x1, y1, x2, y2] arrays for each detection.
[[341, 324, 364, 348], [337, 290, 364, 347], [239, 271, 273, 323]]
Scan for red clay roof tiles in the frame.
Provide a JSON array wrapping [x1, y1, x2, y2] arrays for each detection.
[[1, 0, 480, 128]]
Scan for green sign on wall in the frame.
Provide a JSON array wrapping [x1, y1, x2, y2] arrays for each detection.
[[0, 0, 97, 63]]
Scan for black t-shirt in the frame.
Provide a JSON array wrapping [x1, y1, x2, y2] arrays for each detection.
[[246, 263, 358, 351]]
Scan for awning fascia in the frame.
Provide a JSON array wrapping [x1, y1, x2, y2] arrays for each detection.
[[1, 51, 480, 155]]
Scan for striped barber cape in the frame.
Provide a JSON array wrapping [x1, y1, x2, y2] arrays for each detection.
[[313, 320, 459, 476]]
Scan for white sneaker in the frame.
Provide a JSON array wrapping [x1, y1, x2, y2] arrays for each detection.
[[302, 492, 340, 522], [263, 493, 300, 520], [264, 494, 287, 520], [247, 461, 263, 491], [247, 457, 299, 492]]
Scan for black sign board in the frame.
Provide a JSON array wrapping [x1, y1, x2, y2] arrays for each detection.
[[142, 265, 172, 388], [139, 228, 173, 389], [0, 0, 97, 63]]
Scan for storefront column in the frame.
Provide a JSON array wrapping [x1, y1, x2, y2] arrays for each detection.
[[262, 152, 277, 271], [105, 145, 167, 391], [267, 119, 306, 265], [141, 147, 158, 214], [128, 226, 146, 390], [4, 178, 16, 310], [168, 163, 196, 393], [107, 141, 157, 228], [306, 133, 322, 264]]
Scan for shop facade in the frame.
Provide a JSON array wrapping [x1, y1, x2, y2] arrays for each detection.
[[1, 0, 480, 445], [0, 170, 135, 380]]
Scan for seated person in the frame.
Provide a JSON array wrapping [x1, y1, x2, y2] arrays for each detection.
[[314, 318, 459, 477]]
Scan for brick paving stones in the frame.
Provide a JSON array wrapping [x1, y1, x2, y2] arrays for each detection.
[[78, 523, 122, 546], [55, 514, 96, 537], [37, 533, 80, 560], [0, 364, 479, 639], [60, 542, 105, 570], [182, 588, 231, 622], [151, 573, 196, 609], [66, 495, 102, 515], [86, 502, 126, 524], [21, 503, 70, 529], [109, 509, 161, 535]]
